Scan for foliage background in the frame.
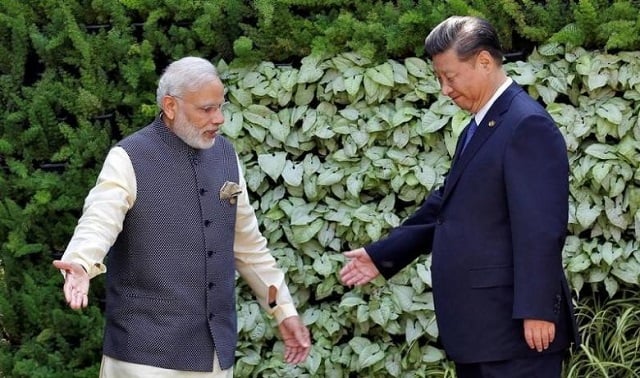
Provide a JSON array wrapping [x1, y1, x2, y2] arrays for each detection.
[[1, 1, 639, 377]]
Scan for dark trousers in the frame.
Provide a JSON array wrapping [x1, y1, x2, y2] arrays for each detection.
[[455, 352, 565, 378]]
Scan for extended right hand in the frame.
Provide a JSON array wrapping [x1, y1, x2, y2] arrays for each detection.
[[52, 260, 90, 309], [339, 247, 380, 286]]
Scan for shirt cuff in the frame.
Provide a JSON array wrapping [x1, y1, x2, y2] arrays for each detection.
[[272, 303, 299, 324]]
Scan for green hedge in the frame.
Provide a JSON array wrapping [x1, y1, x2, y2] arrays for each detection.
[[1, 1, 639, 377]]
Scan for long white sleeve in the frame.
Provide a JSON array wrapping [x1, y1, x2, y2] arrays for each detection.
[[233, 156, 298, 323], [61, 147, 136, 278]]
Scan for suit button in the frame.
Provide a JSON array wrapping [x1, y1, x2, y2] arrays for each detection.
[[207, 250, 214, 257], [208, 282, 214, 289], [436, 217, 443, 225], [199, 188, 208, 196], [209, 313, 214, 320], [204, 220, 211, 227]]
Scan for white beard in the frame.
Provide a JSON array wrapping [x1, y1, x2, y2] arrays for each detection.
[[172, 110, 216, 149]]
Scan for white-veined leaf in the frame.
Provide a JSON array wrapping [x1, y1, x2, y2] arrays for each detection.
[[405, 57, 429, 78], [291, 218, 324, 244], [298, 56, 324, 83], [391, 60, 409, 84], [282, 160, 303, 186], [422, 345, 446, 363], [366, 62, 394, 86], [257, 152, 286, 180], [575, 201, 602, 228]]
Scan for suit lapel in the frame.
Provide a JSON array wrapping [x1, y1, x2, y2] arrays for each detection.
[[442, 83, 522, 201]]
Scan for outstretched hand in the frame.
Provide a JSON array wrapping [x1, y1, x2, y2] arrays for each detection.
[[278, 316, 311, 364], [339, 247, 380, 286], [52, 260, 90, 310]]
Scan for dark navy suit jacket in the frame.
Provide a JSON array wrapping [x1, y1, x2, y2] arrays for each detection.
[[366, 82, 579, 364]]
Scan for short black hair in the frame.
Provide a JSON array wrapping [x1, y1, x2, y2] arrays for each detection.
[[424, 16, 503, 64]]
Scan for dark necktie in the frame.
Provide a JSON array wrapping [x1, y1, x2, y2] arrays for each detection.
[[461, 118, 478, 154]]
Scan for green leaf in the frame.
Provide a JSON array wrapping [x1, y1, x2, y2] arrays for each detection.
[[312, 253, 334, 277], [344, 74, 364, 96], [268, 120, 289, 143], [318, 167, 344, 186], [340, 295, 367, 308], [229, 88, 253, 107], [611, 260, 639, 284], [221, 111, 244, 138], [597, 102, 622, 124], [257, 152, 287, 180], [587, 73, 608, 90], [406, 319, 423, 344], [244, 104, 274, 127], [405, 57, 429, 78], [358, 344, 385, 368], [603, 276, 619, 298], [291, 218, 324, 244], [366, 62, 394, 87], [604, 197, 629, 229], [282, 160, 303, 186], [567, 253, 591, 272], [575, 201, 602, 228], [346, 173, 363, 198], [422, 345, 446, 363], [391, 285, 414, 312], [418, 109, 450, 134], [298, 56, 324, 83], [279, 68, 299, 91], [390, 60, 409, 84], [295, 83, 316, 106]]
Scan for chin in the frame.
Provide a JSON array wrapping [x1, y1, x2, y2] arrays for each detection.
[[199, 138, 216, 150]]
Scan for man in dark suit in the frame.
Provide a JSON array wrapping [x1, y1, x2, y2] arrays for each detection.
[[340, 16, 579, 378]]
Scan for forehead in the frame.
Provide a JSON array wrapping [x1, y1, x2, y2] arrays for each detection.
[[182, 78, 225, 100], [432, 49, 465, 74]]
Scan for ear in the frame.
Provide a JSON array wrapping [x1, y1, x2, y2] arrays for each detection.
[[476, 50, 493, 71], [162, 95, 178, 121]]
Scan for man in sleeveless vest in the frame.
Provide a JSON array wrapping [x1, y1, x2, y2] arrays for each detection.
[[54, 56, 310, 377]]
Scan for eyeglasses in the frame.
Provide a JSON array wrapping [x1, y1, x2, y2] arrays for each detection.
[[169, 94, 229, 115]]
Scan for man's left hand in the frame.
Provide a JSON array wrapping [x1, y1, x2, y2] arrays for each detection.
[[278, 315, 311, 364], [524, 319, 555, 352]]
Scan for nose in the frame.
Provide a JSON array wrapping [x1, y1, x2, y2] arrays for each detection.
[[210, 108, 224, 124], [440, 82, 453, 97]]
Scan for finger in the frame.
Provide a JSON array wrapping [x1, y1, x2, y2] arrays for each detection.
[[524, 327, 535, 349], [534, 329, 544, 352], [548, 324, 556, 344], [52, 260, 70, 271], [343, 249, 365, 259], [296, 326, 310, 348], [339, 262, 353, 278], [340, 271, 357, 285], [81, 292, 89, 308], [289, 322, 309, 348], [340, 265, 359, 285], [287, 346, 309, 364]]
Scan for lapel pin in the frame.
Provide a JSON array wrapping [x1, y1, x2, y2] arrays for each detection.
[[488, 120, 496, 127]]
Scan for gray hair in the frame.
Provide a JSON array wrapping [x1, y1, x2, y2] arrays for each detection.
[[424, 16, 503, 64], [156, 56, 220, 108]]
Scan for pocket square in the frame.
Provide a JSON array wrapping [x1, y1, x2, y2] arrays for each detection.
[[219, 181, 242, 204]]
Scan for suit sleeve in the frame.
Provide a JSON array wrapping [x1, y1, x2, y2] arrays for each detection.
[[505, 113, 569, 321], [365, 185, 444, 278]]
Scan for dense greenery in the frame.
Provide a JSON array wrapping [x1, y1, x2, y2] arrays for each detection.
[[1, 1, 639, 377]]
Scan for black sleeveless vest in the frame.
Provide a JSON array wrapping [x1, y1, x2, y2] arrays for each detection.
[[104, 117, 239, 371]]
